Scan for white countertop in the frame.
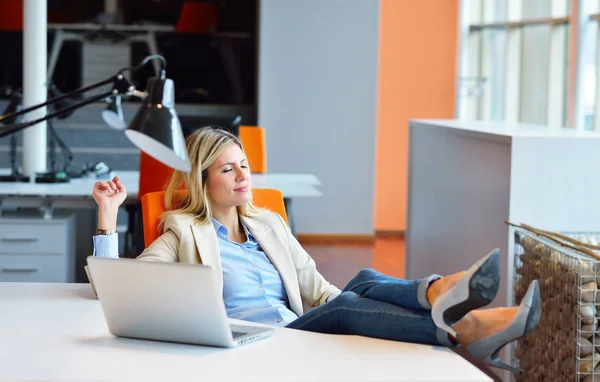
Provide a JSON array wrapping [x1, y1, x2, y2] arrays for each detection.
[[411, 119, 600, 139], [0, 283, 491, 382]]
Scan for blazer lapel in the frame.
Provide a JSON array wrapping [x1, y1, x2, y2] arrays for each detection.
[[241, 216, 303, 316], [190, 223, 223, 287]]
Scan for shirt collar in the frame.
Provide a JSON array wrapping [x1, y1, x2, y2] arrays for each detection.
[[211, 217, 256, 243]]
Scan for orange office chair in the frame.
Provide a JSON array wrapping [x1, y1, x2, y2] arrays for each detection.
[[122, 152, 175, 257], [239, 126, 267, 173], [141, 188, 288, 248], [138, 152, 175, 201]]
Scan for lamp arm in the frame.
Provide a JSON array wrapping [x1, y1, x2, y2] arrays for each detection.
[[0, 90, 115, 138], [118, 54, 167, 79], [0, 75, 119, 124], [0, 53, 166, 124]]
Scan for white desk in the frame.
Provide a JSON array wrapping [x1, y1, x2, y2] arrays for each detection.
[[0, 169, 321, 200], [0, 169, 321, 261], [0, 283, 491, 382], [0, 169, 322, 215]]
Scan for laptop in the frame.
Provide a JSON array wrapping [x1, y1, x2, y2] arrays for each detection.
[[86, 256, 275, 348]]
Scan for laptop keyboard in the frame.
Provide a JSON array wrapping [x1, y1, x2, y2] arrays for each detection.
[[231, 331, 249, 339]]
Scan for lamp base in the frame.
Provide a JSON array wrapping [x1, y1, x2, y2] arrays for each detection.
[[35, 171, 70, 183], [0, 172, 29, 182]]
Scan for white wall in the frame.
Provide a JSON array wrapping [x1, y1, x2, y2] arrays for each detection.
[[258, 0, 380, 234]]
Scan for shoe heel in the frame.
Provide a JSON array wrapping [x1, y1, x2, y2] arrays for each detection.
[[484, 351, 523, 374], [431, 301, 460, 338], [466, 280, 541, 375]]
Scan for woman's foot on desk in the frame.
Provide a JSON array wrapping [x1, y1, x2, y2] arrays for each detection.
[[429, 248, 501, 338]]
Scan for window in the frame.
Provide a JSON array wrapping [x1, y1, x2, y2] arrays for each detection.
[[581, 0, 600, 130], [458, 0, 577, 128]]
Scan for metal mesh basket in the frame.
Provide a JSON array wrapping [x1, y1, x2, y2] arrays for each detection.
[[512, 227, 600, 381]]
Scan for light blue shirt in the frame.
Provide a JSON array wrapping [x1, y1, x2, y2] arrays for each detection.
[[211, 218, 298, 326], [92, 219, 299, 327]]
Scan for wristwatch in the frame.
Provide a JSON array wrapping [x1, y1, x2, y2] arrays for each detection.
[[95, 229, 117, 236]]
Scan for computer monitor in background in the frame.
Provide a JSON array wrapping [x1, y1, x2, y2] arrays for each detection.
[[178, 115, 242, 138]]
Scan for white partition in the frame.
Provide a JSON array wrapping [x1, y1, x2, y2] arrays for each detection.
[[258, 0, 379, 234], [406, 119, 600, 309]]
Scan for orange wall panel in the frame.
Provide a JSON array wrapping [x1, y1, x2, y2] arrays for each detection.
[[374, 0, 459, 231]]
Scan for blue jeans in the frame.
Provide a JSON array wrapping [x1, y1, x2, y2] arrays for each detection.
[[285, 269, 452, 346]]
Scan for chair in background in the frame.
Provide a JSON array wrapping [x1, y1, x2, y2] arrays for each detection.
[[0, 0, 22, 31], [141, 188, 288, 248], [176, 1, 219, 34], [239, 126, 266, 173], [238, 125, 299, 233]]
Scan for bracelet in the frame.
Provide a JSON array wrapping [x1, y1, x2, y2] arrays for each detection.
[[95, 229, 117, 236]]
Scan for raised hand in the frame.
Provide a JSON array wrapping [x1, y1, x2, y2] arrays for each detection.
[[92, 176, 128, 210], [92, 176, 127, 230]]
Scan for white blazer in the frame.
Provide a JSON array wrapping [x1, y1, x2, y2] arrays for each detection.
[[135, 211, 341, 317]]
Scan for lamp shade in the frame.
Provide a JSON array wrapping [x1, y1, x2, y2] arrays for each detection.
[[124, 77, 190, 172], [101, 95, 127, 130]]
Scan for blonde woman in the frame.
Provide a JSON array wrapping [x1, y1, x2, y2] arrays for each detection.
[[92, 127, 540, 374]]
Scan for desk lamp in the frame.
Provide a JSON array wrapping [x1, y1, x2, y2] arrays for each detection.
[[0, 55, 191, 179]]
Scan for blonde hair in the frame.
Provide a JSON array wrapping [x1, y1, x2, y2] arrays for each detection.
[[159, 126, 261, 232]]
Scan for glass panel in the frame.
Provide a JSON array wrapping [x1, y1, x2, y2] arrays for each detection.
[[551, 0, 570, 17], [562, 23, 570, 127], [522, 0, 551, 19], [458, 31, 484, 120], [468, 0, 483, 24], [520, 25, 550, 124], [508, 0, 524, 21], [582, 0, 600, 15], [581, 21, 598, 130], [481, 29, 507, 120], [547, 23, 569, 127], [483, 0, 508, 23]]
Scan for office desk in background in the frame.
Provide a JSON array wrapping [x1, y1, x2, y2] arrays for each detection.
[[0, 282, 492, 382], [0, 169, 322, 204], [0, 169, 321, 221], [47, 22, 252, 104]]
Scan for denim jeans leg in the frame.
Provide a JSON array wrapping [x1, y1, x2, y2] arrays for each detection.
[[286, 291, 452, 346], [342, 268, 442, 311]]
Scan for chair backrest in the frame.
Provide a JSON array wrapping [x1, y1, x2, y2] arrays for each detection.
[[141, 188, 288, 248], [176, 1, 219, 34], [138, 152, 175, 201], [0, 0, 23, 31], [239, 126, 267, 173]]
